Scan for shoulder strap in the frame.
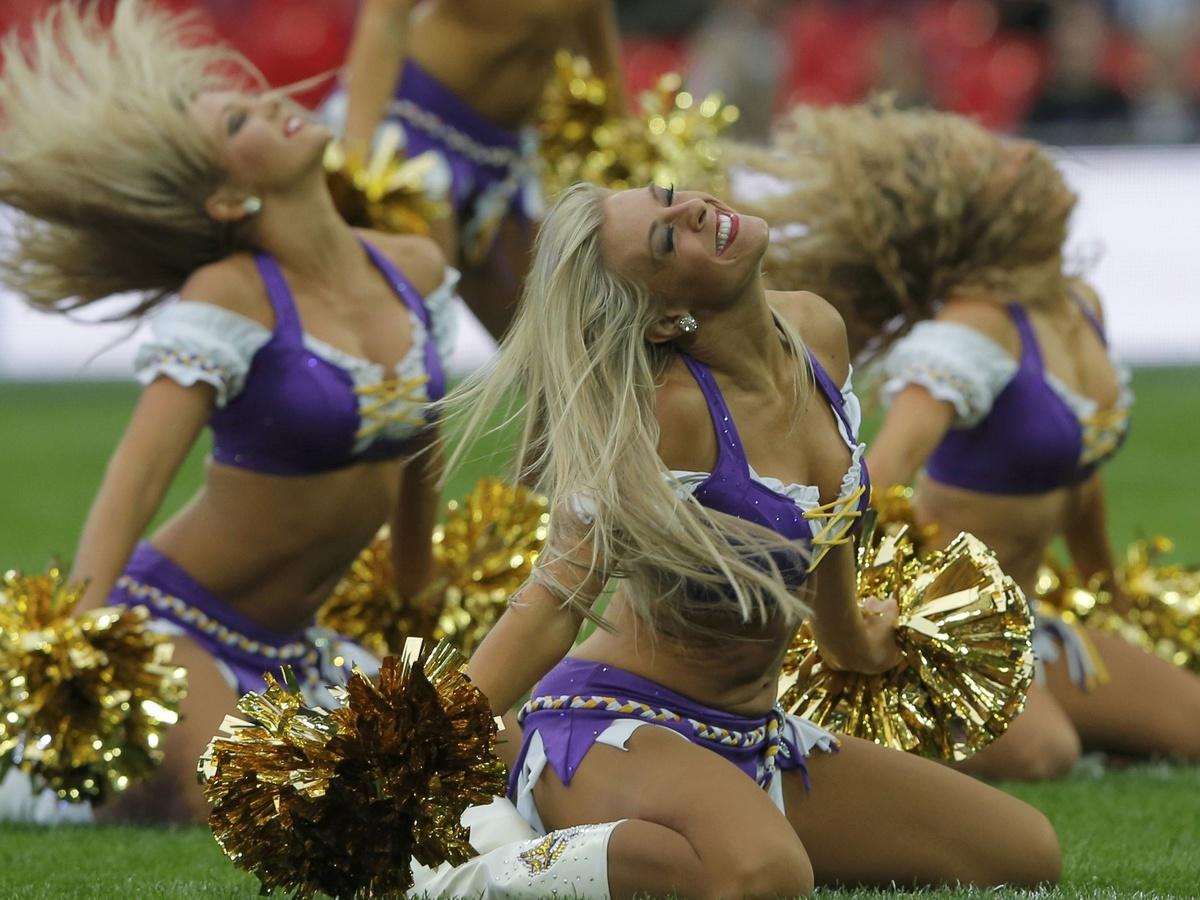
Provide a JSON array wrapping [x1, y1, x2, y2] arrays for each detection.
[[805, 352, 857, 439], [1070, 287, 1107, 346], [680, 354, 748, 478], [360, 239, 446, 400], [1006, 303, 1044, 370], [251, 252, 302, 340]]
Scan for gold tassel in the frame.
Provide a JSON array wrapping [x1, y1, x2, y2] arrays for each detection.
[[318, 479, 550, 657], [324, 125, 451, 235], [537, 51, 739, 199], [200, 640, 506, 898], [0, 568, 187, 803], [1038, 536, 1200, 673], [779, 522, 1034, 761]]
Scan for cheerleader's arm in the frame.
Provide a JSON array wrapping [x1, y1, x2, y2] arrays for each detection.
[[70, 377, 213, 610], [1063, 471, 1118, 586]]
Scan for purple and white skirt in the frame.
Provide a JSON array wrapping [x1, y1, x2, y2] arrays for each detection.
[[108, 541, 378, 707], [508, 657, 838, 835]]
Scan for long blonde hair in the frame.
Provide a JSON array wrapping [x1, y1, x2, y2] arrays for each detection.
[[0, 0, 262, 317], [442, 183, 814, 637], [733, 100, 1078, 361]]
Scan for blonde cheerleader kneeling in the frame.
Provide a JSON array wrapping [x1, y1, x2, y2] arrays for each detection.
[[429, 182, 1061, 897]]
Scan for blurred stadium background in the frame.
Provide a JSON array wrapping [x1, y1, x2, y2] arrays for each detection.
[[1, 0, 1198, 379]]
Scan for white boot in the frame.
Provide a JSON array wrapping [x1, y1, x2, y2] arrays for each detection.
[[410, 798, 619, 899]]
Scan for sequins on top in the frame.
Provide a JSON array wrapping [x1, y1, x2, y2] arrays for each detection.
[[670, 352, 872, 582], [883, 297, 1132, 495], [134, 239, 459, 476]]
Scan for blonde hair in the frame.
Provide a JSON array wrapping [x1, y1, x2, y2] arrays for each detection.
[[442, 183, 814, 638], [0, 0, 263, 317], [735, 100, 1077, 361]]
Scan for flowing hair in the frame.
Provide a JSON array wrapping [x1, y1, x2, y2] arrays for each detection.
[[441, 183, 814, 638], [730, 100, 1078, 362], [0, 0, 264, 317]]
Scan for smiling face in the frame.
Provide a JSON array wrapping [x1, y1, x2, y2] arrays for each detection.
[[189, 90, 331, 199], [599, 185, 769, 313]]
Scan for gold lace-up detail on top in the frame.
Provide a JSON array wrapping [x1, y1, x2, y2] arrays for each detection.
[[353, 372, 431, 441], [803, 483, 867, 570]]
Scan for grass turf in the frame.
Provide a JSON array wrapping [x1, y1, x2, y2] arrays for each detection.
[[0, 367, 1199, 897]]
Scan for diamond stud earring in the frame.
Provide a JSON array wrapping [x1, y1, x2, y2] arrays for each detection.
[[677, 314, 699, 334], [242, 197, 263, 215]]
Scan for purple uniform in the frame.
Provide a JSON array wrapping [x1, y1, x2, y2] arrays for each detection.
[[511, 350, 868, 832], [107, 240, 459, 702], [883, 291, 1132, 689]]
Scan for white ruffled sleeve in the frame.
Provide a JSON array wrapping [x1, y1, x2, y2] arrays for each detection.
[[839, 365, 864, 438], [133, 301, 271, 407], [423, 266, 461, 364], [881, 321, 1018, 428]]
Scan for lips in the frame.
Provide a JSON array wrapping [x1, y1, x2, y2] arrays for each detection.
[[716, 211, 739, 256]]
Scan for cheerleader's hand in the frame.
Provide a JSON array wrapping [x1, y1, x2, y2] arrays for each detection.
[[821, 596, 903, 675], [858, 596, 904, 671]]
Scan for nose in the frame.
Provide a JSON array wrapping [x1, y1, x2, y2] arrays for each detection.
[[260, 93, 283, 121], [678, 197, 708, 230]]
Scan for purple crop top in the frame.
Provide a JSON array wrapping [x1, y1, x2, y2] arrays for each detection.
[[135, 240, 454, 476], [884, 297, 1132, 496], [674, 352, 872, 583]]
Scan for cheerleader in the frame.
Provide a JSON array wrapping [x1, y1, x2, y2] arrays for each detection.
[[0, 1, 458, 822], [429, 182, 1060, 896], [759, 101, 1200, 780], [325, 0, 626, 337]]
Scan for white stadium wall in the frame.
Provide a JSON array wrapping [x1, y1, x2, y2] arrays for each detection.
[[0, 145, 1197, 380]]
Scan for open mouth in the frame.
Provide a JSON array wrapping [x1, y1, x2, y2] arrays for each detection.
[[284, 115, 305, 138], [716, 211, 739, 256]]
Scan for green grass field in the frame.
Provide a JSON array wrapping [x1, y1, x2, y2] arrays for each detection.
[[1, 368, 1199, 898]]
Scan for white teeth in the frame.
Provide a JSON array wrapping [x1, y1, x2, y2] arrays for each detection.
[[716, 213, 732, 254]]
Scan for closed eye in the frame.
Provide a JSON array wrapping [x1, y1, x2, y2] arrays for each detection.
[[226, 109, 248, 136]]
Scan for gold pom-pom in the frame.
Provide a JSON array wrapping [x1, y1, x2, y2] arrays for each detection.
[[538, 52, 738, 198], [325, 125, 451, 235], [316, 526, 442, 658], [870, 484, 940, 550], [0, 568, 187, 803], [200, 640, 506, 899], [432, 479, 550, 656], [1038, 536, 1200, 672], [319, 479, 549, 657], [779, 523, 1034, 761]]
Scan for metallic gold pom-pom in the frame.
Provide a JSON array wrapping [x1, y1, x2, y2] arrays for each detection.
[[0, 568, 187, 803], [779, 522, 1034, 761], [316, 526, 441, 659], [538, 52, 738, 199], [432, 480, 550, 656], [870, 484, 940, 550], [324, 125, 451, 235], [199, 640, 506, 899], [1038, 536, 1200, 672], [319, 479, 550, 658]]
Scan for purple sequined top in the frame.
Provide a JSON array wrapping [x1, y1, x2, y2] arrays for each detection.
[[206, 240, 446, 475], [678, 351, 871, 585], [927, 301, 1129, 495]]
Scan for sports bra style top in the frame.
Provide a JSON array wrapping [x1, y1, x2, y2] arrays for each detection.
[[672, 351, 872, 583], [883, 297, 1132, 495], [134, 240, 458, 475]]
